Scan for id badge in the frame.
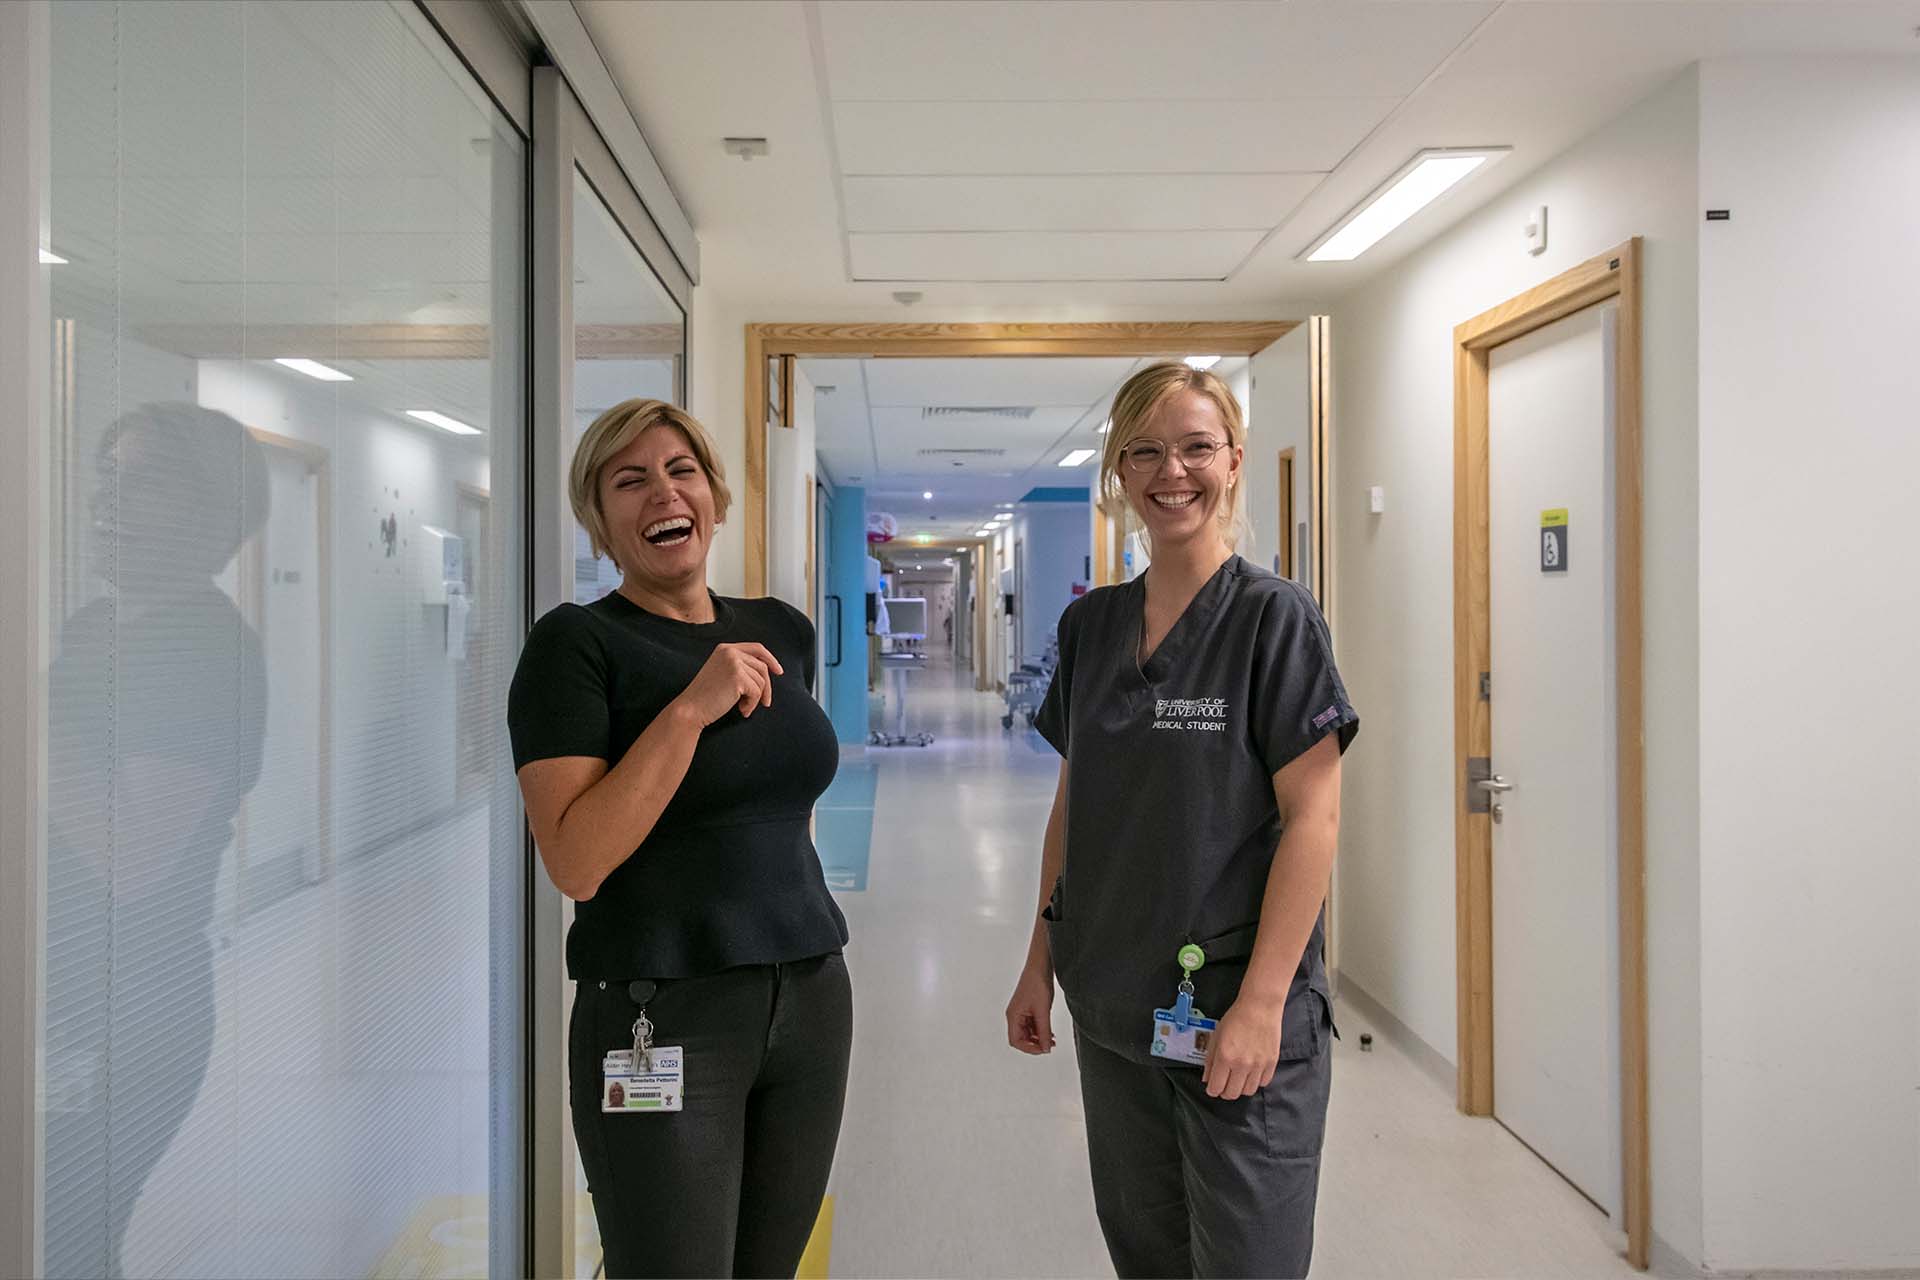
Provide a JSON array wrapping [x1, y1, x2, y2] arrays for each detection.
[[601, 1046, 684, 1112], [1149, 1008, 1218, 1067]]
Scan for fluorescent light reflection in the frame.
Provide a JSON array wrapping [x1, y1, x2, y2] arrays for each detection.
[[1184, 355, 1221, 370], [275, 357, 353, 382], [1058, 449, 1096, 467], [406, 409, 482, 436], [1308, 154, 1489, 262]]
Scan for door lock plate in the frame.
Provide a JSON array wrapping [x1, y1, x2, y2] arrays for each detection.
[[1467, 756, 1492, 814]]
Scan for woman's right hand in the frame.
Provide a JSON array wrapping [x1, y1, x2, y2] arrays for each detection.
[[671, 643, 784, 726], [1005, 962, 1057, 1055]]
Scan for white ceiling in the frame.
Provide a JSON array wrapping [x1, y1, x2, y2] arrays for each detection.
[[803, 354, 1249, 539], [575, 0, 1920, 307]]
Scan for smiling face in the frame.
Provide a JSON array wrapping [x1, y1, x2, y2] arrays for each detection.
[[596, 423, 718, 591], [1118, 388, 1243, 555]]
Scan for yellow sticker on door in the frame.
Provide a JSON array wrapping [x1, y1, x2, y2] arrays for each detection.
[[1540, 508, 1569, 573]]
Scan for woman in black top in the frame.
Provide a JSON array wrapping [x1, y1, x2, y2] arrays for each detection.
[[1005, 363, 1357, 1279], [508, 399, 850, 1279]]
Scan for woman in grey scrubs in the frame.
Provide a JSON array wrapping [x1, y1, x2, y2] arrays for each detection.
[[1005, 361, 1357, 1279]]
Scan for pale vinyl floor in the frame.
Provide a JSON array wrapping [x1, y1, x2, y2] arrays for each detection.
[[826, 655, 1647, 1279]]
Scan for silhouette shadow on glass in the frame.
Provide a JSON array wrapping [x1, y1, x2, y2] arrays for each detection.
[[45, 403, 269, 1279]]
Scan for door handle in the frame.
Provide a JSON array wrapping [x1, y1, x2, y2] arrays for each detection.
[[826, 595, 844, 668], [1475, 776, 1514, 793]]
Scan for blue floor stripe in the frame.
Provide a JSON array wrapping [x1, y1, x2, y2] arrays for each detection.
[[816, 760, 877, 892]]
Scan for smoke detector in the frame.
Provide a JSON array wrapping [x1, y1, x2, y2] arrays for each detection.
[[892, 290, 923, 306], [723, 137, 770, 161]]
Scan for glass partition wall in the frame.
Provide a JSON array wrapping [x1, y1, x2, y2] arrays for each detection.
[[30, 4, 693, 1277]]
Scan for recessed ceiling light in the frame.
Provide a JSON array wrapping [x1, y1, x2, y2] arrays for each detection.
[[1184, 356, 1221, 370], [406, 409, 483, 436], [975, 528, 995, 537], [923, 491, 933, 500], [275, 357, 353, 382], [998, 502, 1014, 509], [1058, 449, 1097, 467], [1303, 147, 1509, 262], [39, 248, 68, 265]]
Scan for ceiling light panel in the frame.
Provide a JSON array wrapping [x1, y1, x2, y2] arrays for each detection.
[[1058, 450, 1097, 468], [275, 357, 353, 382], [406, 409, 483, 436], [1304, 148, 1509, 262]]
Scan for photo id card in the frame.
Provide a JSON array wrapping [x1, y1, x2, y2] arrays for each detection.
[[1149, 1008, 1218, 1067], [602, 1046, 684, 1112]]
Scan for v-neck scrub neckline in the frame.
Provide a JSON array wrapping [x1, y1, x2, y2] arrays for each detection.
[[1126, 557, 1236, 686], [1032, 555, 1358, 1062]]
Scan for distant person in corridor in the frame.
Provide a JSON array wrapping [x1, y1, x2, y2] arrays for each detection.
[[1005, 362, 1358, 1278], [509, 400, 850, 1278]]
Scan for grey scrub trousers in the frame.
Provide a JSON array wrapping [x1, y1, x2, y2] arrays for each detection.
[[1034, 557, 1357, 1280]]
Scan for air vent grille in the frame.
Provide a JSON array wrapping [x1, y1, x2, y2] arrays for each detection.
[[916, 447, 1007, 458], [921, 406, 1034, 420]]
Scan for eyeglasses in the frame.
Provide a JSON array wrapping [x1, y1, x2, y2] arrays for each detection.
[[1121, 435, 1230, 474]]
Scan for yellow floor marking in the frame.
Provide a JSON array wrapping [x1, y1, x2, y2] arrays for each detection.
[[370, 1194, 488, 1279], [796, 1195, 835, 1280]]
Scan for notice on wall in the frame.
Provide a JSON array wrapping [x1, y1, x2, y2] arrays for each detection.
[[1540, 508, 1569, 573]]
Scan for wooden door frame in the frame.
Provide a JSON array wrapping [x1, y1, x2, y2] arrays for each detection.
[[1452, 239, 1647, 1268], [742, 322, 1299, 596], [1277, 447, 1297, 580]]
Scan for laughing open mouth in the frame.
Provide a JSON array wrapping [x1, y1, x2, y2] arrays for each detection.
[[643, 517, 694, 548]]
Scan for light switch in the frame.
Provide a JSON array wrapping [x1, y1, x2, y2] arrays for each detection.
[[1368, 485, 1386, 514], [1525, 205, 1548, 256]]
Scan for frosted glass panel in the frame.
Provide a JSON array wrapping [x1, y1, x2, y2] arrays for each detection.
[[43, 3, 527, 1276]]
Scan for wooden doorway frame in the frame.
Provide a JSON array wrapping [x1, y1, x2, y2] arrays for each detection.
[[1276, 447, 1297, 580], [742, 322, 1299, 596], [1452, 239, 1647, 1268]]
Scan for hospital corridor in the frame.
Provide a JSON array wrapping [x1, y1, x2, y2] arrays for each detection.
[[4, 1, 1918, 1279]]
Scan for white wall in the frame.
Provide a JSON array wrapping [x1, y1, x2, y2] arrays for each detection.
[[765, 364, 818, 613], [1695, 57, 1920, 1274], [198, 360, 481, 860], [1326, 68, 1704, 1264], [1242, 332, 1312, 583]]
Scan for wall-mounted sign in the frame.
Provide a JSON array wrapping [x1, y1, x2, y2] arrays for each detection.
[[1541, 508, 1569, 573]]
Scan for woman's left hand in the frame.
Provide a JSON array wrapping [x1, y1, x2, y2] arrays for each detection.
[[1203, 996, 1285, 1100]]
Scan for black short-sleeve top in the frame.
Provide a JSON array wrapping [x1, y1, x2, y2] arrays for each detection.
[[507, 591, 848, 981], [1033, 556, 1358, 1057]]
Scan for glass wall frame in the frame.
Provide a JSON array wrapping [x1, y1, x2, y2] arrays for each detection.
[[529, 61, 690, 1280], [3, 2, 698, 1278]]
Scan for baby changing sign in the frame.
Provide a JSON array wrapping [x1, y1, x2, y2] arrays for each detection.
[[1540, 509, 1569, 573]]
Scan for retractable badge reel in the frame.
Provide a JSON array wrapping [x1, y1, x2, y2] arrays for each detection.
[[1149, 943, 1219, 1066], [602, 982, 684, 1113]]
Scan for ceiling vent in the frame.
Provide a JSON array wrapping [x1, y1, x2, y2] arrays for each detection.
[[916, 447, 1007, 458], [921, 406, 1034, 420]]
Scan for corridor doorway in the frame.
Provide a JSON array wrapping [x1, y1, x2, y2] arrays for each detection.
[[1452, 239, 1651, 1267]]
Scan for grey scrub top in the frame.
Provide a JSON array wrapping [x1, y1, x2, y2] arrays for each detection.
[[1033, 555, 1359, 1062]]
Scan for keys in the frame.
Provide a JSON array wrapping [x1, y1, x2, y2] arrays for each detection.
[[632, 1012, 654, 1073]]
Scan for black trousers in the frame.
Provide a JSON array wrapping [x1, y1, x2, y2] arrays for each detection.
[[1072, 991, 1334, 1279], [569, 953, 853, 1279]]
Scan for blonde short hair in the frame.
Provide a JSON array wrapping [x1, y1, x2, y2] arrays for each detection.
[[1097, 361, 1247, 545], [569, 399, 733, 568]]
